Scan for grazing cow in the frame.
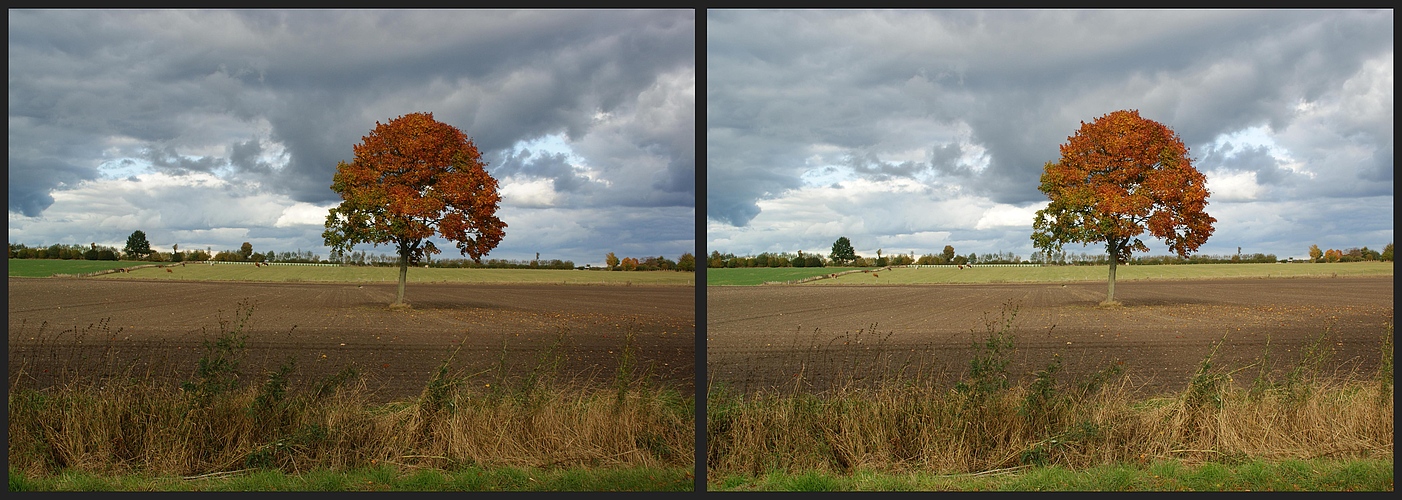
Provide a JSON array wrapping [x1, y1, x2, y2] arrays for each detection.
[[166, 268, 173, 273], [872, 273, 879, 278]]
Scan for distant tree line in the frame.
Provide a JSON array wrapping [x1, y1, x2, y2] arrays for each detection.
[[600, 252, 696, 272], [708, 249, 994, 268], [1031, 250, 1283, 265], [1307, 243, 1393, 263], [708, 251, 828, 268], [711, 237, 1396, 269], [8, 240, 327, 264], [710, 239, 980, 268], [8, 242, 122, 261]]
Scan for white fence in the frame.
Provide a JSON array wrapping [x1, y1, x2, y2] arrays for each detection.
[[201, 261, 339, 267], [903, 264, 1041, 268]]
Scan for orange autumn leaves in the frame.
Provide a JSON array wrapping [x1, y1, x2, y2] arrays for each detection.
[[1032, 109, 1216, 263], [324, 112, 506, 265]]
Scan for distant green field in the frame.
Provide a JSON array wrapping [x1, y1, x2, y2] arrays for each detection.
[[708, 261, 1393, 286], [8, 259, 694, 285], [706, 267, 863, 286], [6, 259, 149, 278]]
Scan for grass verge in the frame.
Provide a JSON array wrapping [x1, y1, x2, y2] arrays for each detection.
[[707, 267, 864, 286], [705, 303, 1393, 491], [8, 464, 692, 491], [6, 259, 149, 277], [707, 457, 1392, 491], [707, 261, 1393, 286]]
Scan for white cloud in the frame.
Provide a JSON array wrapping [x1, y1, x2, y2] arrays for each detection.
[[10, 172, 326, 251], [274, 202, 334, 227], [711, 174, 1053, 257], [499, 177, 560, 208], [1205, 170, 1263, 202], [974, 203, 1044, 230]]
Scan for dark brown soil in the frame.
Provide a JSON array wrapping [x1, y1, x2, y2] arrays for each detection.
[[706, 276, 1393, 396], [8, 278, 695, 403]]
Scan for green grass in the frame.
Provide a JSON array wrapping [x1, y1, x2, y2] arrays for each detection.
[[707, 458, 1394, 491], [8, 465, 693, 491], [6, 259, 149, 277], [5, 260, 695, 285], [26, 458, 1386, 492], [708, 261, 1393, 286], [706, 267, 864, 286]]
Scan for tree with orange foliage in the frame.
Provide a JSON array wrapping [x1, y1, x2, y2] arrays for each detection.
[[1032, 110, 1215, 305], [324, 112, 506, 307]]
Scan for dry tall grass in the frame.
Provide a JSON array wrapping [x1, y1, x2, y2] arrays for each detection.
[[8, 303, 693, 477], [706, 305, 1393, 477]]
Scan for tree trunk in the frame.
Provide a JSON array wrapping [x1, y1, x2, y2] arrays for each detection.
[[1104, 237, 1121, 306], [1106, 257, 1118, 305], [395, 250, 408, 306]]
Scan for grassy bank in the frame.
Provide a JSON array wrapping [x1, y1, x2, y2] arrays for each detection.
[[8, 302, 694, 491], [709, 457, 1393, 491], [708, 261, 1392, 286], [6, 259, 149, 278], [9, 464, 691, 492], [705, 303, 1394, 491], [707, 267, 863, 286], [2, 259, 695, 285]]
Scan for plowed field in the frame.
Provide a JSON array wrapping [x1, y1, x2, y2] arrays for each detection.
[[707, 276, 1393, 395], [9, 278, 695, 402]]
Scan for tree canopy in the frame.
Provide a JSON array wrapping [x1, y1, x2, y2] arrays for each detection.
[[830, 236, 856, 265], [124, 230, 152, 260], [1032, 109, 1215, 305], [323, 112, 505, 306]]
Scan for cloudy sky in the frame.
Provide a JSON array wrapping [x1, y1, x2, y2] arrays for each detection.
[[9, 9, 695, 267], [707, 10, 1392, 261]]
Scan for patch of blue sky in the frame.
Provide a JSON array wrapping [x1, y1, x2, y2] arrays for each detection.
[[799, 164, 853, 189], [511, 132, 586, 165], [97, 158, 148, 180], [1208, 125, 1291, 161]]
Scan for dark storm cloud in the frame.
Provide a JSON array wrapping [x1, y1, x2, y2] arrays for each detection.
[[10, 8, 693, 197], [704, 127, 807, 226], [492, 149, 595, 195], [228, 137, 278, 175], [143, 145, 225, 175], [7, 157, 95, 217], [9, 9, 694, 263], [845, 152, 929, 182], [707, 9, 1391, 258], [1198, 143, 1294, 187]]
